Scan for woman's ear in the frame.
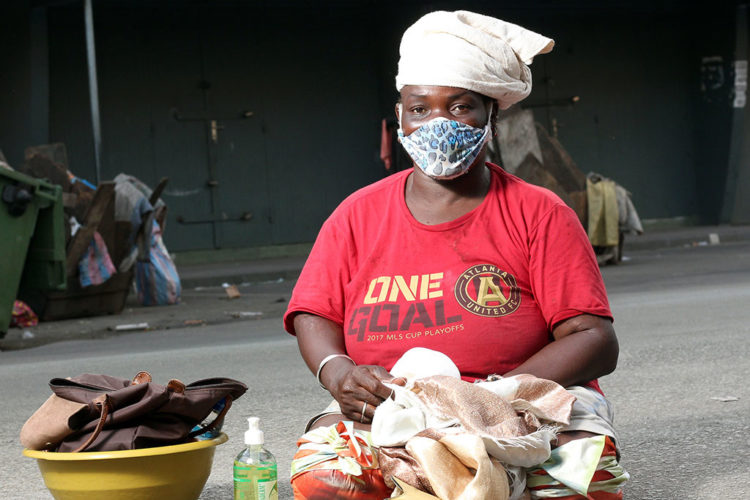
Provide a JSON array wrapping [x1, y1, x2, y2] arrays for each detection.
[[394, 102, 401, 124]]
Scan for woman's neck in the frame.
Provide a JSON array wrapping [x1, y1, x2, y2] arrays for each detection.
[[405, 160, 491, 225]]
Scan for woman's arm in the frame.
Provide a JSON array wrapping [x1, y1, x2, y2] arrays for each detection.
[[294, 313, 402, 422], [503, 314, 619, 387]]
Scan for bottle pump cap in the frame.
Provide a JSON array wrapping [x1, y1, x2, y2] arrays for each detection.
[[244, 417, 264, 445]]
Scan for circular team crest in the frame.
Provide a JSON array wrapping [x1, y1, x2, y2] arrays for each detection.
[[454, 264, 521, 317]]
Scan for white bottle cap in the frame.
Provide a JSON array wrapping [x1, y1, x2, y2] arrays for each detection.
[[244, 417, 264, 445]]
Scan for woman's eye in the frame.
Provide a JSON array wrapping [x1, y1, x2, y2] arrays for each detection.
[[410, 106, 426, 114]]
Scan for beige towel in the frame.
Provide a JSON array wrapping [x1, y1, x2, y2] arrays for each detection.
[[587, 174, 619, 247]]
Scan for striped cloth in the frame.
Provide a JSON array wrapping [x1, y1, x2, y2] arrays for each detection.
[[134, 220, 181, 306], [291, 421, 391, 499], [78, 231, 116, 287], [526, 435, 628, 499]]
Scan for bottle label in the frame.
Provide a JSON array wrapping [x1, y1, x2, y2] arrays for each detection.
[[234, 463, 278, 500]]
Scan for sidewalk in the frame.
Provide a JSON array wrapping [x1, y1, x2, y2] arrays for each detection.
[[622, 223, 750, 252], [2, 224, 749, 352], [174, 223, 750, 288]]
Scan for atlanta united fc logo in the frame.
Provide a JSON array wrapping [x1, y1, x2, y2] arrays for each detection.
[[454, 264, 521, 317]]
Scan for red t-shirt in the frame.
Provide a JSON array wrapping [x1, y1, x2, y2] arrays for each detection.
[[284, 164, 612, 387]]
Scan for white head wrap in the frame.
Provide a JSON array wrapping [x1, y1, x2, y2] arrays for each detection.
[[396, 11, 554, 109]]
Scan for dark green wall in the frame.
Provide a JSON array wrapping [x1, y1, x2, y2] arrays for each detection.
[[2, 1, 742, 251], [0, 1, 33, 167], [45, 1, 389, 250], [386, 3, 736, 224]]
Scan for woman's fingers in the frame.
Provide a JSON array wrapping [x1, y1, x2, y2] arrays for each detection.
[[334, 365, 401, 422], [355, 366, 399, 400]]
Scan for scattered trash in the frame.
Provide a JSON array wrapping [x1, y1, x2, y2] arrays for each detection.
[[183, 319, 206, 326], [229, 311, 263, 319], [708, 233, 720, 245], [110, 322, 149, 332], [22, 330, 35, 339], [11, 300, 39, 328], [69, 216, 81, 236], [710, 396, 739, 402], [224, 284, 241, 299], [237, 277, 285, 287]]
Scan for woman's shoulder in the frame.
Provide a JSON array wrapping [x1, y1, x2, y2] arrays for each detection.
[[489, 163, 568, 207], [331, 170, 409, 217], [486, 162, 578, 233]]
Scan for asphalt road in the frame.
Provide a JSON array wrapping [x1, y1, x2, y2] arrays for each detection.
[[2, 241, 749, 499]]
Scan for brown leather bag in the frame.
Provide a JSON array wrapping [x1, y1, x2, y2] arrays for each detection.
[[20, 371, 247, 452]]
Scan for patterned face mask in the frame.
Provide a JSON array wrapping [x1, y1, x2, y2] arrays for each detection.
[[397, 105, 492, 180]]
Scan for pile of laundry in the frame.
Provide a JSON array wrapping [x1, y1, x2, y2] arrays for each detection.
[[291, 348, 629, 500]]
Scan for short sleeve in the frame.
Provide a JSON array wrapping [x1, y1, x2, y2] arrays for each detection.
[[527, 204, 612, 329], [283, 215, 352, 334]]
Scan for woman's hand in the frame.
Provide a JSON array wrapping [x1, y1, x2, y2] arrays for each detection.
[[324, 362, 405, 423], [294, 312, 406, 423]]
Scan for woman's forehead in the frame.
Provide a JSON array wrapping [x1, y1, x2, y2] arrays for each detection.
[[400, 85, 484, 100]]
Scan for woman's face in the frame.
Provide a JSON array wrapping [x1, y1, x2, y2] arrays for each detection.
[[398, 85, 492, 136]]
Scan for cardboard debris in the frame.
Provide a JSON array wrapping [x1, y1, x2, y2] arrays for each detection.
[[224, 285, 241, 299], [183, 319, 206, 326]]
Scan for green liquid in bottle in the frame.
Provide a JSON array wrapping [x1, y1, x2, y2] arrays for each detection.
[[234, 444, 278, 500]]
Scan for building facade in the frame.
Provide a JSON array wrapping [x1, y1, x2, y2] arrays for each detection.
[[2, 1, 747, 251]]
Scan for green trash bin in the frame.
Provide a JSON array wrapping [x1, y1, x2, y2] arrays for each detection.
[[0, 168, 65, 336]]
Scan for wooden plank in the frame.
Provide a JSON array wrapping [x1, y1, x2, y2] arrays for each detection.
[[150, 177, 169, 230], [149, 177, 168, 206], [96, 194, 116, 258], [38, 270, 133, 321], [65, 182, 115, 277]]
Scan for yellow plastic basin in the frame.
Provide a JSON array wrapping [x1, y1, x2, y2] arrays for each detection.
[[23, 433, 228, 500]]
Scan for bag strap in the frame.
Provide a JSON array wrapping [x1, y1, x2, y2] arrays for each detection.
[[71, 396, 111, 453], [187, 395, 233, 438]]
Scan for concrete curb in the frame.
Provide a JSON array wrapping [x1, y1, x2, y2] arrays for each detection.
[[622, 224, 750, 252], [173, 225, 750, 289]]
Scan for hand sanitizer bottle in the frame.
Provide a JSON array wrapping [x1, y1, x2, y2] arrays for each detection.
[[234, 417, 278, 500]]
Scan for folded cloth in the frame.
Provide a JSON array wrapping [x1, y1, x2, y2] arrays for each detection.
[[587, 174, 619, 247], [562, 385, 620, 451], [390, 347, 462, 381], [78, 231, 116, 287], [304, 348, 627, 499], [407, 433, 510, 500], [373, 375, 574, 462], [396, 10, 554, 109], [291, 420, 392, 500], [374, 375, 571, 499], [615, 183, 644, 235], [370, 348, 625, 500], [526, 435, 629, 499]]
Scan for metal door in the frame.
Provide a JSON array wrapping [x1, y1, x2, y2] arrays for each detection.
[[146, 4, 266, 250]]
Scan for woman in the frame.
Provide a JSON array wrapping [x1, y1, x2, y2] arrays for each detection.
[[285, 10, 626, 499]]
